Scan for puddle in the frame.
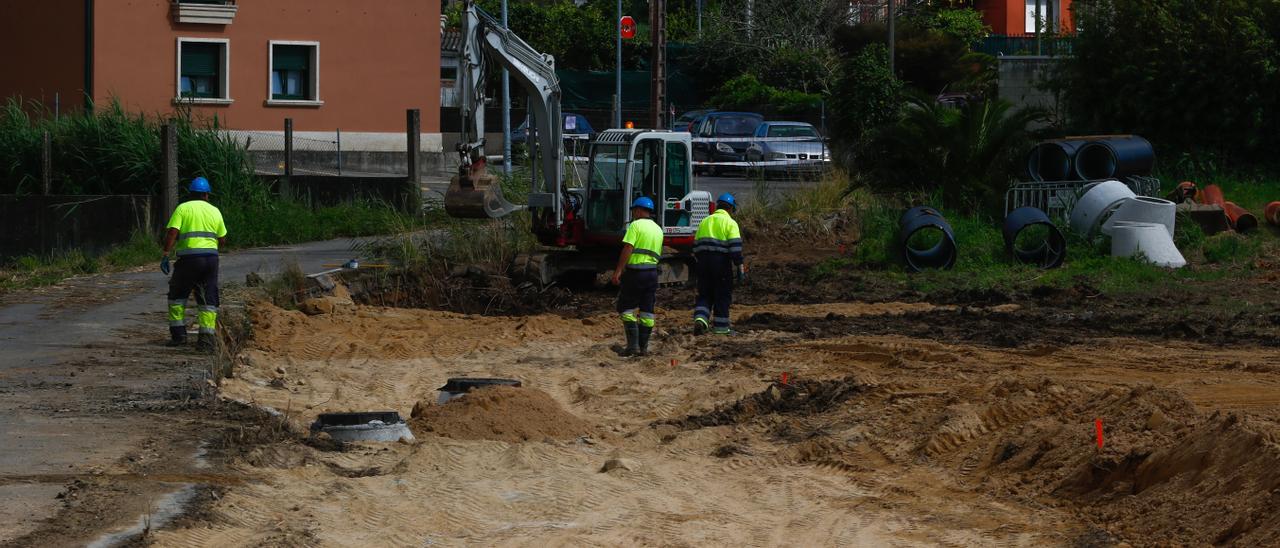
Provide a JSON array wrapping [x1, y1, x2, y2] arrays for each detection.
[[86, 483, 197, 548]]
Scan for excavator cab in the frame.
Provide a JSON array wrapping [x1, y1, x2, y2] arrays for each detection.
[[585, 130, 698, 237]]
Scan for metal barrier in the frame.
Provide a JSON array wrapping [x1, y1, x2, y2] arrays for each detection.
[[1005, 175, 1161, 222]]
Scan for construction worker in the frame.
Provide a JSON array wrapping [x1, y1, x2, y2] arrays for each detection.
[[693, 193, 744, 335], [160, 177, 227, 349], [611, 196, 664, 357]]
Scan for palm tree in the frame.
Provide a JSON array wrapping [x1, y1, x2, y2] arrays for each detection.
[[868, 93, 1047, 213]]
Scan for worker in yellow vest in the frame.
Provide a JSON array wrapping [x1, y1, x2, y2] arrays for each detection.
[[160, 177, 227, 350], [693, 193, 744, 335], [610, 196, 664, 357]]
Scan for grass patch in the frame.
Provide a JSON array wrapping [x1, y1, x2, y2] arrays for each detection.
[[0, 230, 157, 293]]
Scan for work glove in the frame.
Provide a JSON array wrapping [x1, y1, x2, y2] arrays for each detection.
[[160, 255, 171, 275], [735, 264, 745, 283]]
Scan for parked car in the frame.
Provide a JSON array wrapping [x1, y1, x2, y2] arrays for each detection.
[[745, 122, 830, 178], [690, 111, 764, 175], [511, 112, 596, 145], [674, 109, 716, 132]]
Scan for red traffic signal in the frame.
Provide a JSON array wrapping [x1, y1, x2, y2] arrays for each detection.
[[620, 16, 636, 39]]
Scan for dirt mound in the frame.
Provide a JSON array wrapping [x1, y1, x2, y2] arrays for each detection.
[[663, 376, 866, 430], [409, 386, 592, 442]]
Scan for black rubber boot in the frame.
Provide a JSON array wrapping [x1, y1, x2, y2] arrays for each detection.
[[617, 323, 640, 357], [167, 325, 187, 347], [693, 318, 708, 336], [637, 325, 653, 356], [196, 334, 216, 352]]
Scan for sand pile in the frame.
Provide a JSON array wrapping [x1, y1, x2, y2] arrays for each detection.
[[409, 386, 592, 442]]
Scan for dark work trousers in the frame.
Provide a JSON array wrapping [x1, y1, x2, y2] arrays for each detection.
[[616, 268, 659, 324], [167, 255, 220, 340], [694, 252, 734, 330]]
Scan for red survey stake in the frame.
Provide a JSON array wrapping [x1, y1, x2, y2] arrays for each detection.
[[1095, 418, 1104, 449]]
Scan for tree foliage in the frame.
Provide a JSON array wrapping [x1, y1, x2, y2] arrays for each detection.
[[709, 73, 823, 114], [1058, 0, 1280, 160], [862, 95, 1047, 213], [827, 44, 903, 156]]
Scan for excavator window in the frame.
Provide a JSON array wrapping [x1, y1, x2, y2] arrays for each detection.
[[631, 140, 662, 224], [586, 144, 627, 233], [665, 142, 691, 226]]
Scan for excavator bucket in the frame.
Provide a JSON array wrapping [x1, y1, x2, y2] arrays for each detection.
[[444, 168, 522, 218]]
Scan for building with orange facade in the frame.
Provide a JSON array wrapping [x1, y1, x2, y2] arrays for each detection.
[[0, 0, 443, 153]]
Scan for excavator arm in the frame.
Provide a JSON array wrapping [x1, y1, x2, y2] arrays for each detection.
[[446, 1, 564, 226]]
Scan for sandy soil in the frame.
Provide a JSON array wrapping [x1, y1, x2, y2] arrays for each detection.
[[148, 292, 1280, 547]]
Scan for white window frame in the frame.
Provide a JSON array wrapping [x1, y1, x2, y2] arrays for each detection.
[[266, 40, 323, 107], [174, 37, 232, 105]]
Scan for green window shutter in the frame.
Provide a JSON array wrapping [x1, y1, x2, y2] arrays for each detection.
[[182, 42, 220, 77], [273, 46, 310, 71]]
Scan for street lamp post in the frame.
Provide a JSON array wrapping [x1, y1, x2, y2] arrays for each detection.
[[501, 0, 511, 175], [615, 0, 623, 129]]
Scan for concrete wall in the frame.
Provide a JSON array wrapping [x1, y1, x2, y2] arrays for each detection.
[[0, 195, 151, 257], [91, 0, 440, 136], [998, 56, 1060, 114], [0, 0, 88, 111]]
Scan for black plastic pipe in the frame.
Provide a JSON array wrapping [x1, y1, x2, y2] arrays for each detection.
[[1026, 139, 1087, 181], [1002, 207, 1067, 269], [1074, 135, 1155, 180], [898, 206, 957, 272]]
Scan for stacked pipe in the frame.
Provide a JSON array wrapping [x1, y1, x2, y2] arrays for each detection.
[[1025, 135, 1155, 182], [1069, 180, 1185, 268]]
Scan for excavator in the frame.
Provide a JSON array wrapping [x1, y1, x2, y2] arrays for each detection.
[[444, 0, 712, 285]]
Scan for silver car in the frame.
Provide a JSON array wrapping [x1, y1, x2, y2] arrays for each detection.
[[745, 122, 830, 178]]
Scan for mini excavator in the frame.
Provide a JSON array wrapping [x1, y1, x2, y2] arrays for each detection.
[[444, 0, 712, 285]]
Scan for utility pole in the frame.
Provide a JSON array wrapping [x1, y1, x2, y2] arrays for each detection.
[[746, 0, 754, 40], [615, 0, 623, 129], [501, 0, 512, 175], [649, 0, 666, 129], [887, 0, 895, 76]]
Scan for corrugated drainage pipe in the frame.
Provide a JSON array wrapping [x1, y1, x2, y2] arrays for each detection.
[[898, 206, 957, 272], [1266, 201, 1280, 226], [1074, 135, 1155, 180], [1026, 140, 1086, 181], [1003, 207, 1066, 269]]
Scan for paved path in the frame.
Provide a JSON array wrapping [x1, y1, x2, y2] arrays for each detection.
[[0, 236, 374, 543]]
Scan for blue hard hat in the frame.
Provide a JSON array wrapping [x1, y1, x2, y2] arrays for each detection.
[[631, 196, 655, 212], [716, 193, 737, 209], [189, 176, 211, 193]]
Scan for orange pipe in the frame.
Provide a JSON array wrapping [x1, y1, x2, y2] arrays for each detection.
[[1198, 184, 1225, 207], [1266, 201, 1280, 226], [1223, 201, 1258, 233], [1167, 181, 1197, 203]]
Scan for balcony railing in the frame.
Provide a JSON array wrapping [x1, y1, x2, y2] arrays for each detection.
[[171, 1, 238, 25], [975, 34, 1075, 57]]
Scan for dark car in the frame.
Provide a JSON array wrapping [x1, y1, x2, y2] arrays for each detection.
[[745, 122, 830, 178], [690, 112, 764, 175], [511, 112, 595, 145], [674, 109, 716, 132]]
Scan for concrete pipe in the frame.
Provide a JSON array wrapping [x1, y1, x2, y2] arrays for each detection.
[[310, 411, 415, 443], [1074, 135, 1156, 181], [1026, 140, 1086, 181], [1069, 180, 1136, 237], [1110, 222, 1187, 268], [1002, 207, 1067, 269], [1102, 196, 1176, 237], [898, 206, 957, 272], [1266, 201, 1280, 226]]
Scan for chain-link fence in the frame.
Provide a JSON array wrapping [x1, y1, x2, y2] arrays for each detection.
[[230, 129, 350, 177]]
